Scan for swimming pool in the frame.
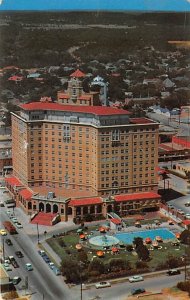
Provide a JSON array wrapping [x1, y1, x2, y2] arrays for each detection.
[[115, 228, 175, 244]]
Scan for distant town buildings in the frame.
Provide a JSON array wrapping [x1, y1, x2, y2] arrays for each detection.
[[57, 69, 100, 106]]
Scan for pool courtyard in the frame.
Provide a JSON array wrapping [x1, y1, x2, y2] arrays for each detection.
[[115, 228, 175, 244]]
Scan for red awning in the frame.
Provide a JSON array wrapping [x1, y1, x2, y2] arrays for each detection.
[[19, 189, 33, 200], [70, 197, 102, 207], [111, 218, 121, 225], [5, 177, 22, 187], [115, 192, 161, 202]]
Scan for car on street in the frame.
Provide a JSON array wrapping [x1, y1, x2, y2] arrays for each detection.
[[11, 260, 19, 268], [42, 255, 51, 263], [6, 210, 11, 215], [12, 218, 18, 223], [167, 269, 181, 276], [52, 267, 61, 276], [185, 213, 190, 219], [3, 263, 12, 271], [38, 250, 46, 256], [0, 201, 5, 207], [15, 251, 24, 258], [15, 222, 23, 229], [12, 276, 21, 285], [185, 202, 190, 207], [5, 239, 13, 246], [48, 262, 55, 269], [95, 281, 111, 289], [129, 275, 144, 283], [25, 263, 33, 271], [0, 229, 7, 236], [131, 288, 145, 295], [3, 190, 9, 193]]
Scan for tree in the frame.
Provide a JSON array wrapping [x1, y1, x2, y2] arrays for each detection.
[[61, 259, 80, 283], [88, 258, 105, 275], [78, 250, 88, 266], [133, 237, 144, 249], [109, 258, 131, 272], [180, 229, 190, 245], [166, 255, 180, 269], [136, 244, 150, 261]]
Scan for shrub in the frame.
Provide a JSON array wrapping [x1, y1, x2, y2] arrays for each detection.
[[126, 244, 133, 252], [136, 261, 149, 269], [177, 281, 190, 295]]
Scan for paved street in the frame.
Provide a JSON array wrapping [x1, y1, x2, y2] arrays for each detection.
[[76, 272, 185, 300]]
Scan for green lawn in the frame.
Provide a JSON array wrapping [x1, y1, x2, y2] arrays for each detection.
[[47, 226, 186, 271]]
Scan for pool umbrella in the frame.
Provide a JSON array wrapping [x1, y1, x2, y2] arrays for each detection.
[[152, 241, 159, 248], [97, 250, 104, 257], [79, 234, 86, 240], [99, 227, 106, 233], [145, 237, 152, 244], [168, 220, 174, 225], [112, 247, 119, 253], [175, 233, 180, 239], [156, 236, 163, 242], [77, 229, 83, 233], [75, 244, 82, 250]]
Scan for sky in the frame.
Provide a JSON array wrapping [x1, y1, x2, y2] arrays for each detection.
[[0, 0, 190, 12]]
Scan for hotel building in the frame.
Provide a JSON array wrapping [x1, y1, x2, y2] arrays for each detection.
[[8, 99, 161, 221]]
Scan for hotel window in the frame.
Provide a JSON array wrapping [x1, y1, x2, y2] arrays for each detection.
[[111, 129, 120, 141]]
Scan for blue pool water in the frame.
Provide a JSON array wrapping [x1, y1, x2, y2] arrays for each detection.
[[115, 228, 175, 244]]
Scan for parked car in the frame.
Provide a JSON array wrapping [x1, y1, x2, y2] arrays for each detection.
[[131, 288, 145, 295], [95, 281, 111, 289], [48, 262, 55, 270], [0, 201, 5, 207], [129, 275, 144, 283], [15, 251, 24, 258], [0, 229, 7, 236], [11, 260, 19, 268], [25, 263, 33, 271], [42, 255, 51, 263], [52, 267, 61, 276], [3, 263, 12, 271], [185, 213, 190, 219], [5, 239, 13, 246], [38, 250, 46, 256], [15, 222, 23, 229], [12, 218, 18, 223], [12, 276, 21, 285], [185, 202, 190, 207], [167, 269, 181, 276], [3, 190, 9, 193]]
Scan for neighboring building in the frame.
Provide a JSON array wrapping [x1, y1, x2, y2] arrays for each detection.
[[0, 135, 12, 175], [172, 136, 190, 150], [57, 69, 100, 106], [110, 218, 122, 231], [0, 264, 11, 293], [9, 98, 160, 221]]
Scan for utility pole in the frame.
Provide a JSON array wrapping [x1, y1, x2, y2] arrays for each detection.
[[37, 223, 40, 244]]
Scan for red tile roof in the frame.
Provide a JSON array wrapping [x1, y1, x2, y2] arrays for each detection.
[[30, 212, 57, 226], [110, 218, 121, 225], [70, 69, 85, 78], [8, 75, 23, 81], [19, 189, 33, 200], [70, 197, 102, 206], [79, 95, 92, 100], [58, 93, 70, 99], [159, 144, 174, 151], [20, 102, 130, 116], [182, 220, 190, 226], [130, 118, 156, 124], [115, 192, 161, 202], [5, 177, 22, 187]]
